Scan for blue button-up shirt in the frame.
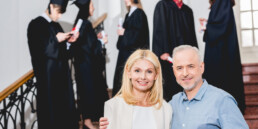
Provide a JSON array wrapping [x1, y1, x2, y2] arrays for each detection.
[[169, 80, 249, 129]]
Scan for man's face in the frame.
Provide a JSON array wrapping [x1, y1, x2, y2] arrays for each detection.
[[172, 49, 204, 91], [49, 4, 62, 22], [124, 0, 132, 6]]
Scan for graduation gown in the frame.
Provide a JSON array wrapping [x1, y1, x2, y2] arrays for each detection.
[[72, 19, 109, 121], [152, 0, 198, 101], [112, 8, 150, 96], [27, 16, 78, 129], [203, 0, 245, 114]]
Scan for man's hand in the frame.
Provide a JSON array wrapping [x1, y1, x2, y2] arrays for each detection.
[[56, 32, 71, 43], [160, 53, 170, 61], [99, 117, 109, 129]]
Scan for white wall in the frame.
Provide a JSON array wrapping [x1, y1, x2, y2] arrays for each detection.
[[0, 1, 79, 92], [0, 0, 45, 91]]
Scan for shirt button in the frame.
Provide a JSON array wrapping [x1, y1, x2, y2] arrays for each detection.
[[182, 124, 185, 127], [186, 107, 190, 110]]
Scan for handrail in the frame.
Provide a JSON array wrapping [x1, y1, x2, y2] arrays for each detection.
[[0, 69, 34, 102], [92, 13, 107, 28]]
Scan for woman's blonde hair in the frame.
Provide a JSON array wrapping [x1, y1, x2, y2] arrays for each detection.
[[115, 49, 163, 109], [126, 0, 143, 11]]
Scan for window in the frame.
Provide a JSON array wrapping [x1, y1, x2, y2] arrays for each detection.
[[240, 0, 258, 47]]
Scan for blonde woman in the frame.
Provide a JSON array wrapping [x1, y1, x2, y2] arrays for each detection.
[[100, 49, 172, 129]]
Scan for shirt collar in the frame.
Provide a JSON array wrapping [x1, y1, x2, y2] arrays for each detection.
[[41, 12, 52, 23], [173, 0, 183, 9], [129, 6, 137, 16], [181, 79, 208, 101]]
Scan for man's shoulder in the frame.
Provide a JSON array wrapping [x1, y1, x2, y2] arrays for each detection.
[[182, 4, 193, 13], [155, 0, 169, 8], [169, 92, 182, 104], [207, 83, 235, 100], [28, 16, 48, 27]]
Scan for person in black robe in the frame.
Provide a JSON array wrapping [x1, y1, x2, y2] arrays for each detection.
[[112, 0, 149, 96], [200, 0, 245, 114], [152, 0, 198, 101], [71, 0, 109, 128], [27, 0, 79, 129]]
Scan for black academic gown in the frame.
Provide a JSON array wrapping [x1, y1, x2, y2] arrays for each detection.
[[203, 0, 245, 114], [112, 8, 150, 96], [72, 19, 109, 121], [152, 0, 198, 101], [27, 16, 79, 129]]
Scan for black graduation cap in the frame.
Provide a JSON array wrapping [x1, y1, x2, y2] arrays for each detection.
[[50, 0, 69, 13], [73, 0, 90, 9]]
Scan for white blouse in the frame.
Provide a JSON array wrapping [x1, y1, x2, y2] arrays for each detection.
[[132, 106, 157, 129]]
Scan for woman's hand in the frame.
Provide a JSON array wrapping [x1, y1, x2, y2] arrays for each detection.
[[117, 28, 125, 36], [99, 117, 109, 129], [67, 31, 79, 43], [98, 32, 108, 44], [199, 18, 207, 32]]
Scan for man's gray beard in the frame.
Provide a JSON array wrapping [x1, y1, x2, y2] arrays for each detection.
[[182, 83, 196, 91], [181, 77, 201, 91]]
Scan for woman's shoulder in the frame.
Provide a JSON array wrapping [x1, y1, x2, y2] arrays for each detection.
[[135, 8, 147, 16], [82, 19, 93, 29], [105, 96, 125, 105], [161, 100, 172, 112]]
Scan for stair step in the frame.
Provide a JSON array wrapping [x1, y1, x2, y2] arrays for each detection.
[[244, 80, 258, 85], [246, 102, 258, 106], [246, 118, 258, 129], [242, 63, 258, 73], [245, 115, 258, 120], [243, 71, 258, 75], [245, 90, 258, 95], [245, 95, 258, 103], [245, 107, 258, 115], [244, 84, 258, 96], [243, 74, 258, 82]]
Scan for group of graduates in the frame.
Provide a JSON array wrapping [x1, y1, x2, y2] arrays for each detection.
[[27, 0, 109, 129], [27, 0, 245, 129]]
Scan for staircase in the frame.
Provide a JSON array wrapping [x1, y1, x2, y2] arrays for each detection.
[[243, 63, 258, 129]]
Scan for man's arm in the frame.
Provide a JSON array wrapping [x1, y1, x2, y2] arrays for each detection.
[[219, 95, 249, 129]]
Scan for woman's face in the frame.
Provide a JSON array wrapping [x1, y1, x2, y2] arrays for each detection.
[[128, 59, 157, 94], [124, 0, 132, 7], [89, 0, 94, 16], [49, 4, 62, 22]]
